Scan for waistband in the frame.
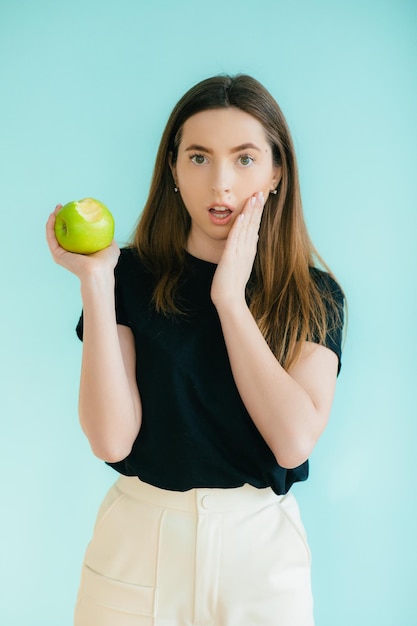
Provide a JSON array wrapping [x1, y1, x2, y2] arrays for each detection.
[[115, 475, 286, 514]]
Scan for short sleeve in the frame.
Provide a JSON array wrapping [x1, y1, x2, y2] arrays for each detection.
[[75, 248, 134, 341], [310, 268, 345, 375]]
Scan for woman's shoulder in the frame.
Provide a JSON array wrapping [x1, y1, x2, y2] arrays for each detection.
[[118, 245, 141, 264], [308, 267, 345, 373], [309, 266, 344, 305], [116, 246, 151, 278]]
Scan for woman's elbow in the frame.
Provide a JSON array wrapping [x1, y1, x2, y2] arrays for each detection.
[[271, 435, 317, 469], [79, 407, 141, 463], [89, 438, 134, 463], [274, 448, 309, 470]]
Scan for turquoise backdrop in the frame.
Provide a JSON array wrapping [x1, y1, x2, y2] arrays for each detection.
[[1, 0, 416, 623]]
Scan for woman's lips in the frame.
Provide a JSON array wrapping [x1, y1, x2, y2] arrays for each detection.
[[208, 204, 235, 225]]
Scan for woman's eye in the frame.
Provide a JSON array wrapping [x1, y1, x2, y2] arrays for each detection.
[[190, 154, 207, 165], [238, 155, 254, 167]]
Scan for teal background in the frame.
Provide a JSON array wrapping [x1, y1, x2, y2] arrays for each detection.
[[1, 0, 416, 623]]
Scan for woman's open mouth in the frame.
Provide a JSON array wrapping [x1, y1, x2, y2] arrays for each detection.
[[208, 205, 234, 225]]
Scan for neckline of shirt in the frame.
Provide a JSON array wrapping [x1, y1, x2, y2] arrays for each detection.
[[184, 249, 218, 269]]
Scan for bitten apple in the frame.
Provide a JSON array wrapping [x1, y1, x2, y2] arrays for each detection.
[[54, 197, 115, 254]]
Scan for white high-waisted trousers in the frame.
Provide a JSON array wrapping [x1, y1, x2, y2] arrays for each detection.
[[74, 476, 314, 626]]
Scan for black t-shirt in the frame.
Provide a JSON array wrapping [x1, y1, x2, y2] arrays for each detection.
[[76, 247, 344, 495]]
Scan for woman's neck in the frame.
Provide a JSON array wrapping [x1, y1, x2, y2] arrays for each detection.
[[186, 232, 225, 264]]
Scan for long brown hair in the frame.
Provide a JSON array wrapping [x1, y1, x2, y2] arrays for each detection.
[[133, 74, 344, 369]]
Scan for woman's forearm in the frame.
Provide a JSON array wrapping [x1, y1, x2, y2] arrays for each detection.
[[78, 271, 141, 462], [215, 300, 336, 469]]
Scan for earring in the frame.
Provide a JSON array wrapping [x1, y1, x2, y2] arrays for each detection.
[[174, 186, 179, 192], [270, 189, 277, 195]]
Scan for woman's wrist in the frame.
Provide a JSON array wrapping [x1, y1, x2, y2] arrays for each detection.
[[80, 266, 115, 300], [213, 294, 250, 319]]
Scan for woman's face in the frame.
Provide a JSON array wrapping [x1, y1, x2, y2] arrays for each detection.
[[171, 107, 280, 261]]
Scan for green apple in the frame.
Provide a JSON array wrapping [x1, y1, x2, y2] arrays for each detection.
[[54, 197, 115, 254]]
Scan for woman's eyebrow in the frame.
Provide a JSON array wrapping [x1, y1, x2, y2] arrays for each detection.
[[184, 142, 261, 154], [231, 143, 261, 153], [184, 144, 213, 153]]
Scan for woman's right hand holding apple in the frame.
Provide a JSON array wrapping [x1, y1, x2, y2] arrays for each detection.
[[46, 205, 120, 282]]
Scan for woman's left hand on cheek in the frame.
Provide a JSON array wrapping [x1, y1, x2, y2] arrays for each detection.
[[211, 191, 265, 308]]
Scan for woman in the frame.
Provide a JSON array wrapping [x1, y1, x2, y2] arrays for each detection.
[[46, 74, 344, 626]]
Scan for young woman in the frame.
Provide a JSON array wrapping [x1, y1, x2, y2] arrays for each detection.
[[46, 74, 344, 626]]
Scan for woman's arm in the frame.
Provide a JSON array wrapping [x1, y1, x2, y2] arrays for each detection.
[[211, 194, 339, 469], [46, 208, 141, 462], [78, 275, 141, 461]]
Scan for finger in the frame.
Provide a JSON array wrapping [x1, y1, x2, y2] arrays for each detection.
[[249, 191, 264, 223], [45, 205, 62, 239], [224, 211, 245, 255], [46, 210, 69, 261], [241, 192, 264, 222], [241, 192, 264, 247], [226, 194, 258, 252], [46, 211, 59, 242], [45, 212, 57, 247]]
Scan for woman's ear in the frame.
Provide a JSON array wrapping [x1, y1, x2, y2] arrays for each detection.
[[271, 165, 282, 191], [168, 152, 178, 187]]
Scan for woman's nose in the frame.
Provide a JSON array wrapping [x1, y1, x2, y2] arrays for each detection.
[[210, 164, 232, 194]]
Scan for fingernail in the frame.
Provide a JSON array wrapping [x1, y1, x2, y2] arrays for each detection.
[[258, 191, 264, 204], [250, 196, 256, 207]]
